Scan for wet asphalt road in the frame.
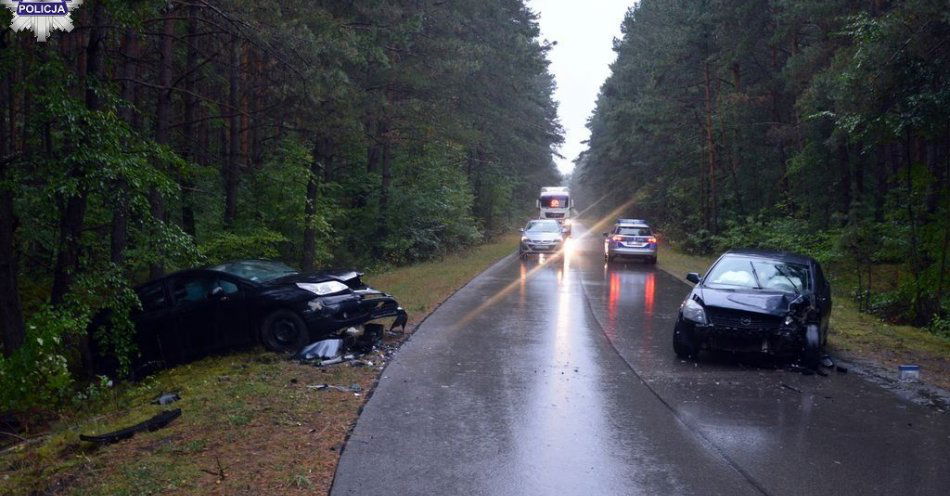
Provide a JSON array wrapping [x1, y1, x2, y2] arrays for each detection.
[[332, 223, 949, 496]]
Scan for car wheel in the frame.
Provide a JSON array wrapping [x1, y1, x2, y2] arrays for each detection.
[[801, 324, 821, 369], [261, 309, 309, 354], [673, 320, 699, 359]]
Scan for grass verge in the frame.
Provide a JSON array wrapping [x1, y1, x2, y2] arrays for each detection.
[[0, 234, 518, 496], [657, 244, 950, 390]]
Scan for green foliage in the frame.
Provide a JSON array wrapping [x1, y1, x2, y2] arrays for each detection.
[[575, 0, 948, 327], [200, 228, 290, 263]]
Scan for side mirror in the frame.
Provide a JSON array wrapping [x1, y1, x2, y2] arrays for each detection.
[[519, 228, 524, 232], [686, 273, 701, 284], [602, 232, 608, 237]]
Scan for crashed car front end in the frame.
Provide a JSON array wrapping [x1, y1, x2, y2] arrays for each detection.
[[299, 287, 408, 344]]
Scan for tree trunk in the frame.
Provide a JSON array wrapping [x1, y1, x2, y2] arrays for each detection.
[[180, 2, 199, 237], [301, 142, 322, 272], [149, 5, 175, 279], [51, 1, 106, 303], [0, 44, 24, 355], [223, 34, 241, 228], [111, 28, 138, 265]]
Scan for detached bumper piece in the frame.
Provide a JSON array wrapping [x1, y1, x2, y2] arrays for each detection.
[[80, 409, 182, 444]]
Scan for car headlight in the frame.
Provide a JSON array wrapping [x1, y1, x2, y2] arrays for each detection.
[[521, 236, 529, 242], [563, 219, 572, 226], [297, 281, 349, 296], [682, 298, 707, 325]]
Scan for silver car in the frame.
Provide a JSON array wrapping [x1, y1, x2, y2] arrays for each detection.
[[604, 221, 657, 264], [519, 219, 565, 259]]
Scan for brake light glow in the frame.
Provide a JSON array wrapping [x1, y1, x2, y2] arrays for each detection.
[[612, 235, 623, 242], [647, 237, 657, 244]]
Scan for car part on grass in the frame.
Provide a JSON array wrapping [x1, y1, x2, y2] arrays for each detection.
[[295, 338, 344, 361], [79, 409, 182, 444], [899, 364, 920, 381], [307, 383, 362, 393], [151, 392, 181, 405]]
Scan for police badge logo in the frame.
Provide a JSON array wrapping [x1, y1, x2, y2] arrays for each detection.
[[2, 0, 83, 42]]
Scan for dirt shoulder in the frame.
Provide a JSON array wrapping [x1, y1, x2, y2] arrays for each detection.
[[657, 245, 950, 395], [0, 234, 518, 496]]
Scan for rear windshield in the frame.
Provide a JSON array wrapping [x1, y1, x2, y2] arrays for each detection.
[[540, 195, 569, 208], [614, 227, 652, 236]]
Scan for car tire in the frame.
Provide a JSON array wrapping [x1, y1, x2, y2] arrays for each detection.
[[261, 309, 309, 355], [673, 320, 699, 359], [801, 324, 821, 369]]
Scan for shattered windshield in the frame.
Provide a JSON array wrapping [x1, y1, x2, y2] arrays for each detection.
[[211, 260, 298, 282], [705, 256, 810, 293], [525, 220, 562, 233]]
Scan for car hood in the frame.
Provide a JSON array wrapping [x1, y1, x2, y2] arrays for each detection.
[[266, 270, 363, 287], [696, 286, 799, 316], [524, 232, 562, 242]]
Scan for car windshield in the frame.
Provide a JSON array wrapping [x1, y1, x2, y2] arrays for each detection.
[[540, 195, 569, 208], [525, 220, 562, 233], [211, 260, 298, 282], [704, 256, 811, 293], [615, 226, 651, 236]]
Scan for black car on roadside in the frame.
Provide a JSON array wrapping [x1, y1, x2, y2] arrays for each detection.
[[91, 260, 407, 376], [672, 250, 831, 367]]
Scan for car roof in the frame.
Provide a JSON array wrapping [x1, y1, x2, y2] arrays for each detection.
[[722, 249, 815, 265], [616, 218, 649, 225]]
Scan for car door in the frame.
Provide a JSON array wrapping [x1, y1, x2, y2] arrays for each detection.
[[207, 275, 252, 350], [169, 272, 219, 364], [813, 263, 833, 340], [133, 281, 174, 371]]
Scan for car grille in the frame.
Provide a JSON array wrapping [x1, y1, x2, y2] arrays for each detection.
[[706, 307, 782, 330]]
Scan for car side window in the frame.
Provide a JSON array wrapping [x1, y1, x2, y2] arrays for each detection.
[[138, 283, 167, 313], [172, 275, 215, 306], [215, 278, 240, 295]]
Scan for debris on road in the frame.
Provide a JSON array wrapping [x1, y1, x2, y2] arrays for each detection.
[[820, 355, 835, 368], [295, 339, 344, 361], [151, 392, 181, 405], [899, 364, 920, 382], [780, 383, 802, 393], [836, 365, 848, 374], [79, 409, 182, 444]]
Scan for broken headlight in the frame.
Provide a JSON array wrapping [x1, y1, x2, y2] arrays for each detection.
[[682, 298, 708, 325], [297, 281, 349, 296]]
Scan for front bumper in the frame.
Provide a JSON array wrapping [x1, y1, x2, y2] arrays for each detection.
[[687, 320, 806, 355], [300, 288, 407, 340], [520, 241, 562, 254]]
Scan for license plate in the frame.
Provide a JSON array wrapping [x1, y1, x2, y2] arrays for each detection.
[[623, 242, 647, 248]]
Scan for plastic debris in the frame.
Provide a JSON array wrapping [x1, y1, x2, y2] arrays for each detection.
[[151, 392, 181, 405], [295, 339, 343, 361], [80, 409, 181, 444], [307, 383, 362, 393], [835, 365, 848, 374], [899, 364, 920, 382], [820, 356, 835, 368]]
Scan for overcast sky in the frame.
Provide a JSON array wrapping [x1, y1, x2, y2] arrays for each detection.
[[527, 0, 633, 175]]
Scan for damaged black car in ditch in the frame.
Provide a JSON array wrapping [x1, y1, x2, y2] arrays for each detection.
[[90, 260, 407, 376], [673, 250, 831, 367]]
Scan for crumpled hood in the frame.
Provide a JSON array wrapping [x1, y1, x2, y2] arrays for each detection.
[[697, 287, 796, 316], [524, 232, 562, 242], [267, 269, 363, 287]]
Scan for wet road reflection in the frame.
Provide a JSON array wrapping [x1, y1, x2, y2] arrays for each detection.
[[333, 222, 949, 496]]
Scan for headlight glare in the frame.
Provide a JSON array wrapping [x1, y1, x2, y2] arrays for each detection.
[[682, 298, 707, 325], [297, 281, 349, 296]]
